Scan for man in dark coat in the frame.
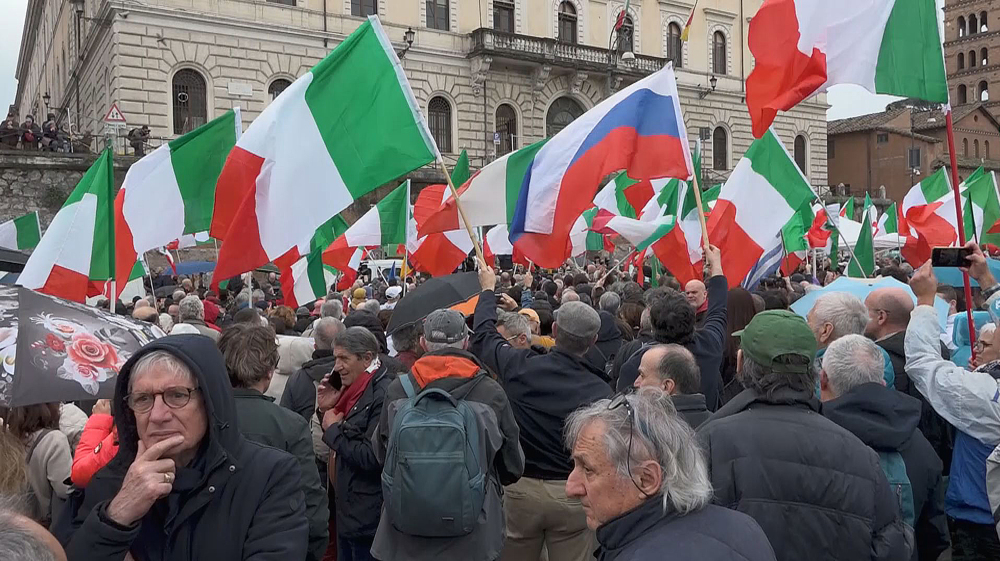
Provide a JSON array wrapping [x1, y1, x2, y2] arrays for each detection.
[[819, 334, 950, 561], [280, 317, 343, 422], [698, 310, 911, 561], [218, 323, 330, 561], [583, 310, 623, 378], [566, 388, 775, 561], [60, 335, 308, 560], [632, 343, 710, 429], [615, 246, 728, 410]]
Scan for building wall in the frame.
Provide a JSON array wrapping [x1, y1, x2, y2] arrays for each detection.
[[944, 0, 999, 116], [938, 108, 1000, 160]]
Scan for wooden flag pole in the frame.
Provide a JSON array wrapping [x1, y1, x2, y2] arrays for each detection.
[[688, 172, 712, 249], [945, 108, 978, 360], [438, 160, 486, 265]]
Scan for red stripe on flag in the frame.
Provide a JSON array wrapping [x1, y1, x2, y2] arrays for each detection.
[[623, 180, 655, 215], [650, 228, 700, 286], [905, 202, 957, 248], [417, 175, 477, 238], [113, 189, 138, 299], [780, 252, 804, 276], [209, 146, 264, 241], [589, 209, 619, 235], [807, 209, 831, 249], [410, 234, 469, 277], [211, 181, 269, 290], [706, 199, 766, 288], [39, 264, 91, 303]]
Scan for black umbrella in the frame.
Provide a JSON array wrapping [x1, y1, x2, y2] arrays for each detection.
[[154, 284, 179, 298], [386, 272, 482, 334]]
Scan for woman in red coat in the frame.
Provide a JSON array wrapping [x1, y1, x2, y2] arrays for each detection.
[[70, 399, 118, 487]]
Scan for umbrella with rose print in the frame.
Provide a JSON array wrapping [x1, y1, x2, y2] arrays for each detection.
[[6, 287, 161, 407]]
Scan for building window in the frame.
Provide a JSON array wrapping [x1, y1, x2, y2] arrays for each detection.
[[427, 0, 449, 31], [494, 0, 515, 33], [908, 147, 921, 169], [793, 135, 807, 174], [267, 0, 295, 5], [172, 69, 208, 135], [970, 14, 979, 35], [546, 96, 584, 137], [558, 2, 577, 44], [616, 14, 634, 53], [982, 11, 989, 32], [713, 31, 727, 75], [959, 16, 966, 38], [987, 140, 991, 159], [351, 0, 377, 16], [959, 52, 965, 70], [268, 79, 291, 101], [876, 132, 889, 143], [666, 22, 682, 68], [959, 84, 968, 104], [712, 126, 728, 170], [970, 50, 977, 68], [964, 138, 969, 156], [980, 80, 990, 101], [983, 47, 989, 66], [496, 103, 517, 156], [975, 139, 981, 157], [428, 96, 452, 153], [827, 138, 835, 159]]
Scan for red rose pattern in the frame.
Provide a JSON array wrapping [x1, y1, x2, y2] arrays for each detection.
[[45, 333, 65, 353], [66, 332, 120, 372]]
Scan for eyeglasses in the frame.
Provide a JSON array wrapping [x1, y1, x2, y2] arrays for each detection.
[[607, 391, 652, 498], [124, 387, 200, 413]]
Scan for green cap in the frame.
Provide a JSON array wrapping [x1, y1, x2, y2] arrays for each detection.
[[733, 310, 817, 373]]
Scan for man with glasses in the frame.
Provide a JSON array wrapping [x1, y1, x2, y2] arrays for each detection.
[[971, 323, 999, 369], [697, 310, 911, 561], [61, 334, 309, 560], [564, 387, 775, 560]]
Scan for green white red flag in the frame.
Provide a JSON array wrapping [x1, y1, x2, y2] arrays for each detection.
[[0, 211, 41, 251], [961, 167, 1000, 246], [323, 181, 410, 272]]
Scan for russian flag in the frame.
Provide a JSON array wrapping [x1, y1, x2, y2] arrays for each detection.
[[509, 65, 693, 267]]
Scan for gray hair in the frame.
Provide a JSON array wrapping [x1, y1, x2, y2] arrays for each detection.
[[822, 334, 884, 397], [651, 344, 701, 395], [320, 300, 344, 320], [812, 292, 868, 340], [313, 317, 345, 351], [128, 349, 196, 393], [251, 289, 265, 304], [390, 323, 421, 353], [565, 387, 713, 515], [640, 308, 652, 332], [334, 327, 379, 361], [158, 313, 174, 333], [178, 295, 205, 322], [599, 291, 621, 315], [360, 299, 381, 315], [0, 507, 58, 561], [235, 292, 250, 307], [496, 311, 531, 340], [424, 338, 468, 353], [981, 322, 997, 338], [172, 289, 186, 303]]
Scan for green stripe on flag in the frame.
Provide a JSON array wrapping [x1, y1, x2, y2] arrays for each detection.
[[62, 149, 115, 281], [747, 130, 814, 212], [874, 0, 948, 103], [582, 208, 604, 251], [921, 167, 951, 202], [376, 182, 410, 245], [128, 259, 146, 282], [451, 150, 470, 186], [505, 139, 548, 225], [782, 205, 813, 254], [306, 247, 329, 297], [305, 17, 437, 200], [309, 215, 350, 253], [848, 212, 876, 277], [636, 220, 676, 252], [883, 202, 899, 234], [169, 109, 240, 234], [611, 172, 640, 218], [13, 211, 41, 250]]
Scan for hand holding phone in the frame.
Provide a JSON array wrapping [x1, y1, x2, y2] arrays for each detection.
[[930, 247, 972, 268]]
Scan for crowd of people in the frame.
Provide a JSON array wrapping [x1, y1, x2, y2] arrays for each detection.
[[1, 112, 69, 152], [1, 241, 1000, 561]]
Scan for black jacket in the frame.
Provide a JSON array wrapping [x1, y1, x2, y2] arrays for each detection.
[[233, 388, 329, 561], [322, 362, 393, 539], [823, 383, 950, 561], [697, 387, 911, 561], [280, 350, 337, 422], [616, 275, 728, 410], [471, 290, 612, 480], [60, 335, 308, 561], [596, 496, 776, 561], [583, 311, 623, 379], [877, 331, 954, 473], [672, 393, 711, 429]]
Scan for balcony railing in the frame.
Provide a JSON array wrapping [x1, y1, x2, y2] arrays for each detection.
[[470, 28, 666, 76]]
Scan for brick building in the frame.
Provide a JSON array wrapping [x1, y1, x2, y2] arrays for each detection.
[[944, 0, 998, 117]]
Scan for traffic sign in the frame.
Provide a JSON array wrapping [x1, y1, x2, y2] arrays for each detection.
[[103, 103, 127, 124], [493, 132, 501, 145]]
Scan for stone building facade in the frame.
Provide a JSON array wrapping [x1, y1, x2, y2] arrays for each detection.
[[943, 0, 1000, 119], [14, 0, 828, 188]]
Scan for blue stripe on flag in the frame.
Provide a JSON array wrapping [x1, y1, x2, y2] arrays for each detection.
[[742, 237, 784, 291], [569, 90, 683, 168]]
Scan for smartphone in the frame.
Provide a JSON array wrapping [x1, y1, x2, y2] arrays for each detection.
[[931, 246, 972, 268]]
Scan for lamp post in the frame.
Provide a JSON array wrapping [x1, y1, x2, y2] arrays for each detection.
[[42, 92, 51, 114], [698, 75, 718, 99], [398, 27, 415, 59], [606, 19, 635, 94]]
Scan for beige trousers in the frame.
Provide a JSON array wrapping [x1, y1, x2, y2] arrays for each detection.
[[499, 476, 596, 561]]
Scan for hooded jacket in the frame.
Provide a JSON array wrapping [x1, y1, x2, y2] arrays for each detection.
[[60, 335, 308, 561], [372, 349, 524, 561], [823, 383, 950, 561], [582, 311, 624, 378]]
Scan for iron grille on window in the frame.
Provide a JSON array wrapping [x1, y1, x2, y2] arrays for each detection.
[[546, 97, 584, 137], [496, 104, 517, 156], [172, 69, 207, 135], [268, 79, 291, 101], [428, 97, 452, 153]]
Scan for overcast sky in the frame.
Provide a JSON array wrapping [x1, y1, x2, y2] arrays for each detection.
[[0, 0, 898, 121]]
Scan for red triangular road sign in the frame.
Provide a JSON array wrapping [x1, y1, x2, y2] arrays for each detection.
[[103, 103, 127, 124]]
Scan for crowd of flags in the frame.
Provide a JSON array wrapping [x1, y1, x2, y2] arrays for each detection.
[[8, 1, 999, 304]]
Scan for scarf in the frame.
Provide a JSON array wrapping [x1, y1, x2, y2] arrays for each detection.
[[334, 357, 380, 416]]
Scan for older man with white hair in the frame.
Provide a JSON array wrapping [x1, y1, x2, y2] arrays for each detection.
[[177, 295, 219, 342], [565, 388, 775, 560], [806, 292, 894, 387]]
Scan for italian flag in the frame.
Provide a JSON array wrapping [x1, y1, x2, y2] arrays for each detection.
[[707, 128, 814, 288], [902, 167, 958, 249], [277, 214, 350, 308], [323, 181, 410, 271], [18, 149, 115, 302], [570, 208, 607, 256], [114, 109, 240, 294], [0, 211, 41, 251], [638, 179, 705, 285], [876, 202, 899, 236], [483, 224, 528, 267], [211, 17, 438, 287], [746, 0, 948, 137], [780, 204, 814, 275], [961, 167, 1000, 246], [593, 172, 641, 219], [590, 210, 676, 255], [848, 205, 876, 277], [409, 156, 475, 276]]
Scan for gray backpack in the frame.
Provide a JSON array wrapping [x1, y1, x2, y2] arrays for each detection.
[[381, 373, 488, 537]]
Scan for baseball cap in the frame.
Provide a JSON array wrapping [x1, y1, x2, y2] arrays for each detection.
[[518, 308, 540, 324], [424, 309, 470, 343], [553, 302, 601, 338], [385, 286, 403, 299], [733, 310, 817, 373]]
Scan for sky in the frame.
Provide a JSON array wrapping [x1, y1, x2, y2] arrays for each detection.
[[0, 0, 896, 122]]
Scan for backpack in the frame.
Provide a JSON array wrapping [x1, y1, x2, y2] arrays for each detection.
[[382, 373, 489, 537], [878, 450, 915, 528]]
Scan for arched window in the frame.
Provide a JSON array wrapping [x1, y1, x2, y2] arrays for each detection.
[[617, 15, 635, 53], [666, 23, 683, 68], [987, 140, 991, 159], [558, 2, 577, 44], [959, 52, 965, 70], [713, 126, 728, 170], [546, 97, 584, 137], [428, 96, 452, 153], [970, 14, 978, 35], [268, 79, 291, 101], [975, 139, 980, 158], [713, 31, 727, 75], [794, 135, 807, 174], [963, 138, 969, 156], [959, 84, 968, 104], [172, 69, 207, 135], [980, 80, 990, 101], [351, 0, 377, 16], [496, 103, 517, 156], [970, 50, 978, 68], [959, 16, 967, 37], [982, 12, 989, 32], [983, 47, 989, 66]]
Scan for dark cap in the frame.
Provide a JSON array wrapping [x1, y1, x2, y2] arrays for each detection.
[[733, 310, 816, 373], [553, 301, 601, 338], [423, 309, 469, 344]]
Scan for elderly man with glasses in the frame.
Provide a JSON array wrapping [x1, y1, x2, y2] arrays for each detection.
[[60, 335, 309, 561], [564, 387, 775, 561]]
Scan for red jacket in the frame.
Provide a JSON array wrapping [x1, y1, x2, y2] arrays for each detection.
[[71, 414, 118, 487]]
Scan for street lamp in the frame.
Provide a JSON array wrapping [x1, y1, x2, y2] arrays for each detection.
[[398, 27, 415, 59], [698, 75, 718, 99], [42, 92, 51, 112]]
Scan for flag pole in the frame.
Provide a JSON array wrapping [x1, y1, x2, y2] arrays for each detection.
[[688, 172, 712, 249], [945, 108, 978, 359], [142, 253, 159, 313], [813, 191, 868, 279], [438, 160, 486, 265]]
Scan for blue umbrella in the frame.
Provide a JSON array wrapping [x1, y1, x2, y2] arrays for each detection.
[[174, 261, 216, 275], [933, 257, 1000, 288], [790, 276, 950, 330]]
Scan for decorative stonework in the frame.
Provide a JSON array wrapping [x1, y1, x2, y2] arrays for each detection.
[[551, 0, 585, 45], [660, 12, 690, 68], [706, 23, 734, 76], [570, 71, 589, 94]]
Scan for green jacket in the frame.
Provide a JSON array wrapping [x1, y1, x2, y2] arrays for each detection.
[[233, 388, 329, 561]]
